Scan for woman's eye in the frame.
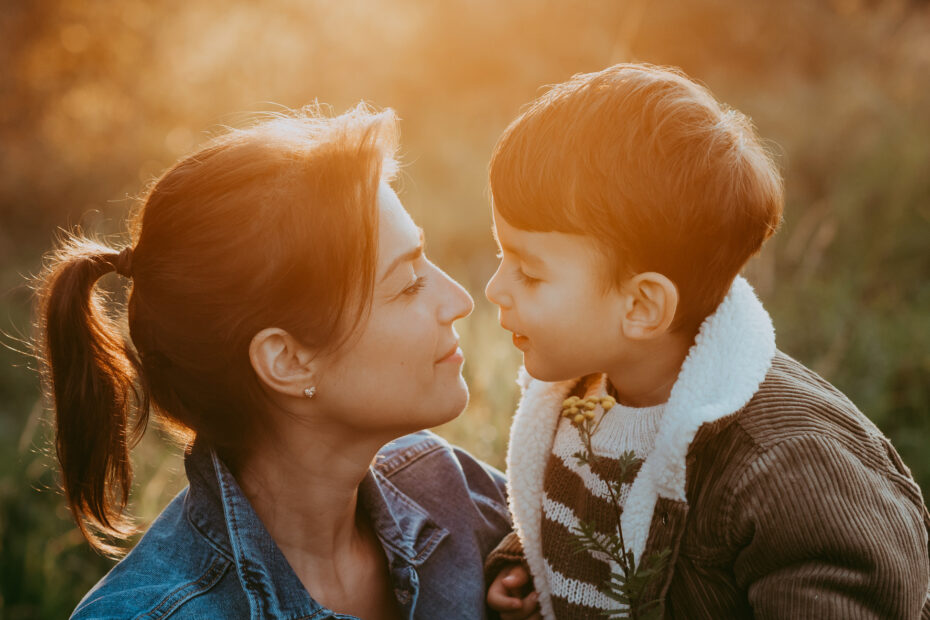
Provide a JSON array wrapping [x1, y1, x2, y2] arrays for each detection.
[[402, 275, 427, 297]]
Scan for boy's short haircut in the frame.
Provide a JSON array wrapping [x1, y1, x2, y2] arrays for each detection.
[[490, 64, 784, 331]]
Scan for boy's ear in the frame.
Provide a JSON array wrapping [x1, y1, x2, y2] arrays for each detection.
[[249, 328, 319, 398], [619, 273, 679, 340]]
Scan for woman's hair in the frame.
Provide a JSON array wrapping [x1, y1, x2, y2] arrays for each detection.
[[33, 104, 398, 555]]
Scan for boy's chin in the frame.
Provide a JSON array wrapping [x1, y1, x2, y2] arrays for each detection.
[[523, 356, 579, 383]]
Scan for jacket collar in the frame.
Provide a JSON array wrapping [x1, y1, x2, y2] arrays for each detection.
[[184, 441, 447, 618], [506, 276, 775, 619]]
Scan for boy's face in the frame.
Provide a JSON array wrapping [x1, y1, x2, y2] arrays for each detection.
[[485, 208, 628, 382]]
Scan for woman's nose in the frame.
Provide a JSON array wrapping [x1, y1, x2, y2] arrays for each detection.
[[439, 270, 474, 324], [485, 266, 511, 309]]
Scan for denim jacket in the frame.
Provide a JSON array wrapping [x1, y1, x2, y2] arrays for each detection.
[[72, 431, 512, 619]]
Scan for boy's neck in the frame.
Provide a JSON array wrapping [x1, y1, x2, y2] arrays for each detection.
[[606, 330, 695, 408]]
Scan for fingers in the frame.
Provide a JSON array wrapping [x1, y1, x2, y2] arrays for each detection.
[[488, 564, 539, 618], [500, 591, 540, 620], [500, 564, 531, 590], [487, 570, 523, 612]]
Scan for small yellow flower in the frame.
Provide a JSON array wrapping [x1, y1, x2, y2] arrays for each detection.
[[562, 396, 581, 407], [584, 410, 596, 420], [583, 400, 597, 411], [572, 413, 586, 425], [601, 396, 617, 410]]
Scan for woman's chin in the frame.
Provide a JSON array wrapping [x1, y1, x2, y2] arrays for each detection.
[[429, 379, 469, 427]]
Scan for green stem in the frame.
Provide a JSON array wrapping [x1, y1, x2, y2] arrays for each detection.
[[583, 424, 629, 572], [583, 422, 642, 619]]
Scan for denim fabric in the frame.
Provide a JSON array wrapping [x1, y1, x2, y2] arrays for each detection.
[[72, 431, 511, 619]]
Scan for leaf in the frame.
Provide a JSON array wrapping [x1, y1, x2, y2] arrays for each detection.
[[598, 584, 631, 604], [572, 450, 590, 466], [615, 450, 644, 483], [568, 521, 627, 564]]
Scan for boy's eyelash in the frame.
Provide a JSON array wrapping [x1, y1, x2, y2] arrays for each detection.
[[402, 275, 427, 296], [516, 269, 540, 286], [496, 251, 541, 286]]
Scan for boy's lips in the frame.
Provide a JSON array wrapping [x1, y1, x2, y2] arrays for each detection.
[[502, 323, 530, 351]]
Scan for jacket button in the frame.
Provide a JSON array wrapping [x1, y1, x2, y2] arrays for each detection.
[[661, 512, 669, 525]]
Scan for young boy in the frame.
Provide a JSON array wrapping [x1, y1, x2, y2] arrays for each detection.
[[483, 64, 930, 619]]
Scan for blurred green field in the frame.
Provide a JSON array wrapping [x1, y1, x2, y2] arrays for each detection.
[[2, 0, 930, 617]]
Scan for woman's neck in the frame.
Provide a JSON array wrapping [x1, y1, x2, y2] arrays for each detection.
[[236, 421, 385, 567], [236, 420, 404, 618]]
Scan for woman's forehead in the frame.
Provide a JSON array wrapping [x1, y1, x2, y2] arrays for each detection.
[[377, 183, 422, 268]]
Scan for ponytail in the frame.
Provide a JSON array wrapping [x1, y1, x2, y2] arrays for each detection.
[[35, 236, 147, 556]]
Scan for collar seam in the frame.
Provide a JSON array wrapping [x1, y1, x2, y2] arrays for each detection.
[[375, 440, 444, 477], [369, 468, 449, 565], [136, 555, 230, 619], [185, 509, 234, 562]]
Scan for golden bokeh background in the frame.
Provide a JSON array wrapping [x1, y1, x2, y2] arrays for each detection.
[[2, 0, 929, 616]]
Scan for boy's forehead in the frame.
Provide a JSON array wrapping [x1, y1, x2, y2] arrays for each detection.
[[493, 207, 601, 269], [492, 209, 539, 256], [491, 207, 535, 243]]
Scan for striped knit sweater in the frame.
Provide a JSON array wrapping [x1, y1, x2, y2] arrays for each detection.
[[543, 374, 664, 617]]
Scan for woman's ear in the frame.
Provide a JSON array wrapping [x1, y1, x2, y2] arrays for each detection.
[[249, 328, 318, 398], [619, 273, 679, 340]]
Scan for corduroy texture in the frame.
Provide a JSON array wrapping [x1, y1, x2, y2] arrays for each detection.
[[488, 352, 930, 618], [484, 531, 526, 587]]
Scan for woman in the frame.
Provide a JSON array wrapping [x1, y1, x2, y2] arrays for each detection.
[[35, 105, 511, 619]]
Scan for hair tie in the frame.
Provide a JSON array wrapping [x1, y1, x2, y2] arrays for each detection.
[[115, 247, 134, 278]]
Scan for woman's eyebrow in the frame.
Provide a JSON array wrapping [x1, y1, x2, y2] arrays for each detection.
[[380, 228, 425, 282]]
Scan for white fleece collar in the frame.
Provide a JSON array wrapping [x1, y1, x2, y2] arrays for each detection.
[[505, 276, 775, 619]]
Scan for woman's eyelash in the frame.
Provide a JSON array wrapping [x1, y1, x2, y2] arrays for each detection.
[[402, 275, 427, 296]]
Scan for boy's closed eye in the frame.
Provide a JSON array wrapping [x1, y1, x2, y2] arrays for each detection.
[[514, 268, 541, 286], [495, 251, 543, 286]]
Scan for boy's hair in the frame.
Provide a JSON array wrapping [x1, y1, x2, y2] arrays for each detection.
[[490, 64, 783, 331]]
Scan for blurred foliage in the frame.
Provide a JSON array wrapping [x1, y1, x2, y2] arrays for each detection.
[[2, 0, 929, 616]]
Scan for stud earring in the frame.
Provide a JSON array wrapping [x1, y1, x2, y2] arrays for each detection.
[[303, 386, 317, 399]]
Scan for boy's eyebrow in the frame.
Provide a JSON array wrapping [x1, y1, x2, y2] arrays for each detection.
[[492, 226, 545, 268], [381, 228, 425, 281]]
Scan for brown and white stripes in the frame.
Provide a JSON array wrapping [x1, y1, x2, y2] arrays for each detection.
[[541, 380, 665, 619]]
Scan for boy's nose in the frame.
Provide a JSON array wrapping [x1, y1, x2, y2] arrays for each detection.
[[485, 267, 511, 309]]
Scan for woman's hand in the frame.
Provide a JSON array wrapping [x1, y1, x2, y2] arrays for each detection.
[[487, 563, 541, 620]]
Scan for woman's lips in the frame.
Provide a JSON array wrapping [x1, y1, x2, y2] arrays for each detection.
[[436, 344, 464, 364], [512, 333, 530, 351]]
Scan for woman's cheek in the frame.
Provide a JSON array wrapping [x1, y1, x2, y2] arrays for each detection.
[[394, 305, 434, 356]]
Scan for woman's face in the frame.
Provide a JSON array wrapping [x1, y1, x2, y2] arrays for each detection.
[[312, 183, 474, 435]]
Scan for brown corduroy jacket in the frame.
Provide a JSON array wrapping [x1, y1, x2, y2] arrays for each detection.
[[490, 353, 930, 618], [489, 279, 930, 619]]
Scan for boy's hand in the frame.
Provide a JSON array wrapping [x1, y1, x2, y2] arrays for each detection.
[[487, 563, 540, 620]]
